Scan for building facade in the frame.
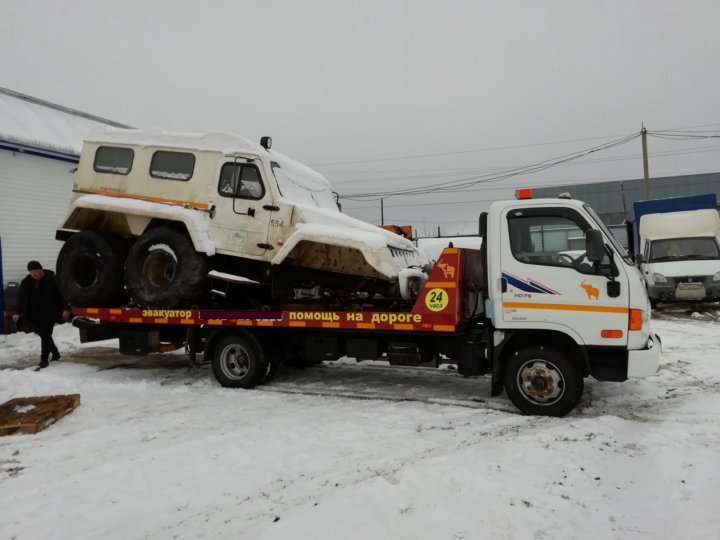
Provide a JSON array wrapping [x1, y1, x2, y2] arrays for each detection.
[[533, 173, 720, 224], [0, 87, 129, 287]]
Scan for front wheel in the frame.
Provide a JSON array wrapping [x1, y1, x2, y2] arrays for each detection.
[[211, 333, 267, 389], [503, 345, 583, 417]]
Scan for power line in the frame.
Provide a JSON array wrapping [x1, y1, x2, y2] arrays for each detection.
[[340, 132, 642, 200], [310, 121, 720, 168], [328, 143, 720, 185]]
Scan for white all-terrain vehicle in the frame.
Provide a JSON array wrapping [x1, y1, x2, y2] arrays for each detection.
[[55, 128, 429, 307]]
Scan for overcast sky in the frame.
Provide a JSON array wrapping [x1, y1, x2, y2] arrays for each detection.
[[2, 0, 719, 234]]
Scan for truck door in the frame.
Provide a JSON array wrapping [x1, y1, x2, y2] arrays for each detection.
[[210, 160, 274, 258], [499, 206, 629, 347]]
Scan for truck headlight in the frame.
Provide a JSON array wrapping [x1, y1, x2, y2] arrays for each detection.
[[714, 271, 720, 282], [652, 273, 668, 284]]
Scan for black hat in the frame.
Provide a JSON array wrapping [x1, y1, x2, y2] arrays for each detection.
[[27, 260, 43, 271]]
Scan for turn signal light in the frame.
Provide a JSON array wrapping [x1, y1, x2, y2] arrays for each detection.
[[516, 188, 533, 200], [601, 330, 624, 339], [628, 309, 643, 331]]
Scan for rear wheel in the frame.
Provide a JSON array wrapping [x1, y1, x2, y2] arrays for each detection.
[[503, 345, 583, 417], [56, 231, 127, 306], [124, 226, 207, 307], [211, 333, 267, 389]]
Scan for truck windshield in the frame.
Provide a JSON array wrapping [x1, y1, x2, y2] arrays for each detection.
[[583, 204, 633, 264], [649, 237, 720, 262]]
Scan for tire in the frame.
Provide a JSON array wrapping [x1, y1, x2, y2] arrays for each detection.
[[262, 357, 280, 383], [56, 231, 127, 306], [124, 226, 207, 307], [211, 333, 267, 389], [503, 345, 584, 417]]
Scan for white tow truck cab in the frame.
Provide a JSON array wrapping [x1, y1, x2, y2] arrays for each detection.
[[485, 191, 659, 395], [72, 189, 661, 417]]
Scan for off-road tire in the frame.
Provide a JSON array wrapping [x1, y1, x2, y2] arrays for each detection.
[[124, 227, 207, 307], [56, 231, 127, 306], [211, 333, 267, 389], [503, 345, 584, 417]]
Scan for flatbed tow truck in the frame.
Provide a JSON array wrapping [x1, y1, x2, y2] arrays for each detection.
[[71, 195, 661, 416]]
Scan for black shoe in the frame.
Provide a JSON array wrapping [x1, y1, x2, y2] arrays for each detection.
[[34, 361, 50, 372], [51, 355, 62, 362]]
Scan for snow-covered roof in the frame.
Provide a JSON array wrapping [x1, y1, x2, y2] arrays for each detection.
[[85, 126, 260, 154], [87, 126, 334, 199], [0, 87, 129, 160]]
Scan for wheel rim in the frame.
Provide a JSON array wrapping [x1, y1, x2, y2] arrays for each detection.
[[74, 253, 99, 288], [517, 359, 565, 406], [219, 343, 251, 381], [142, 249, 177, 288]]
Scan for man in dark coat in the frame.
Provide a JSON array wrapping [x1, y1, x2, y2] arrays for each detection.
[[12, 261, 71, 370]]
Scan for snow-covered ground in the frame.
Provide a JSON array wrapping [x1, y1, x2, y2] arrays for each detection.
[[1, 308, 719, 539]]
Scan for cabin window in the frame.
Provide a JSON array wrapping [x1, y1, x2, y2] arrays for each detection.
[[218, 163, 265, 200], [150, 151, 196, 181], [93, 146, 134, 175]]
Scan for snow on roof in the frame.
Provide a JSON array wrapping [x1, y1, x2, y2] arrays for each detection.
[[0, 87, 128, 158], [88, 126, 333, 197], [85, 126, 261, 154]]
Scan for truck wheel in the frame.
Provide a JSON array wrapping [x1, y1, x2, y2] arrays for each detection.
[[212, 333, 266, 389], [503, 345, 583, 417], [124, 227, 207, 307], [56, 231, 126, 306]]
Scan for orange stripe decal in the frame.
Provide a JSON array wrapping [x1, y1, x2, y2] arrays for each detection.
[[357, 323, 376, 329], [321, 322, 340, 328], [236, 320, 253, 326], [425, 282, 457, 288], [256, 321, 275, 327], [78, 188, 209, 210], [503, 302, 628, 314], [289, 321, 306, 327], [433, 325, 456, 332], [129, 317, 142, 323], [393, 323, 414, 331]]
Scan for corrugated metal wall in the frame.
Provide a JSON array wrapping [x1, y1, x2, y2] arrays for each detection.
[[0, 150, 75, 286], [533, 172, 720, 224]]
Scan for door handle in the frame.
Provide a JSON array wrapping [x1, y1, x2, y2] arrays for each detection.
[[263, 205, 279, 211], [500, 277, 507, 293]]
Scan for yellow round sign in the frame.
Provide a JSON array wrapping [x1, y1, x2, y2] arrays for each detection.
[[425, 288, 449, 312]]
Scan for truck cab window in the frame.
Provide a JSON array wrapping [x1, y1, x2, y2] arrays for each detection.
[[508, 213, 611, 273], [218, 163, 265, 200]]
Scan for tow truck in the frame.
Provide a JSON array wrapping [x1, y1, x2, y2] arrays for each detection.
[[72, 192, 661, 416]]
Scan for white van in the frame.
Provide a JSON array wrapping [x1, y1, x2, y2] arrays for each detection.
[[639, 209, 720, 305]]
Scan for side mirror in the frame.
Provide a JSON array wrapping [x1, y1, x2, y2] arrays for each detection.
[[635, 253, 644, 266], [586, 229, 605, 263]]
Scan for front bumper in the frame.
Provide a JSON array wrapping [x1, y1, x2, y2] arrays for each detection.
[[647, 280, 720, 302], [627, 333, 661, 378]]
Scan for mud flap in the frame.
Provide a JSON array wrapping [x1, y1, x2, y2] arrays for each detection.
[[489, 329, 506, 397]]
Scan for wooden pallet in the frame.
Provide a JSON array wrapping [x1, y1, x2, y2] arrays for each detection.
[[0, 394, 81, 436]]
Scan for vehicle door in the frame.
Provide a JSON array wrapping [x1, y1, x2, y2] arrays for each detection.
[[210, 160, 274, 258], [499, 206, 629, 347]]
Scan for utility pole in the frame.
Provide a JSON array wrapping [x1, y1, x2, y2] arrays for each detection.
[[641, 124, 650, 199], [380, 198, 384, 225]]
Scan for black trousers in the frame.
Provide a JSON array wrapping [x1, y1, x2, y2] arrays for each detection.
[[35, 322, 60, 363]]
